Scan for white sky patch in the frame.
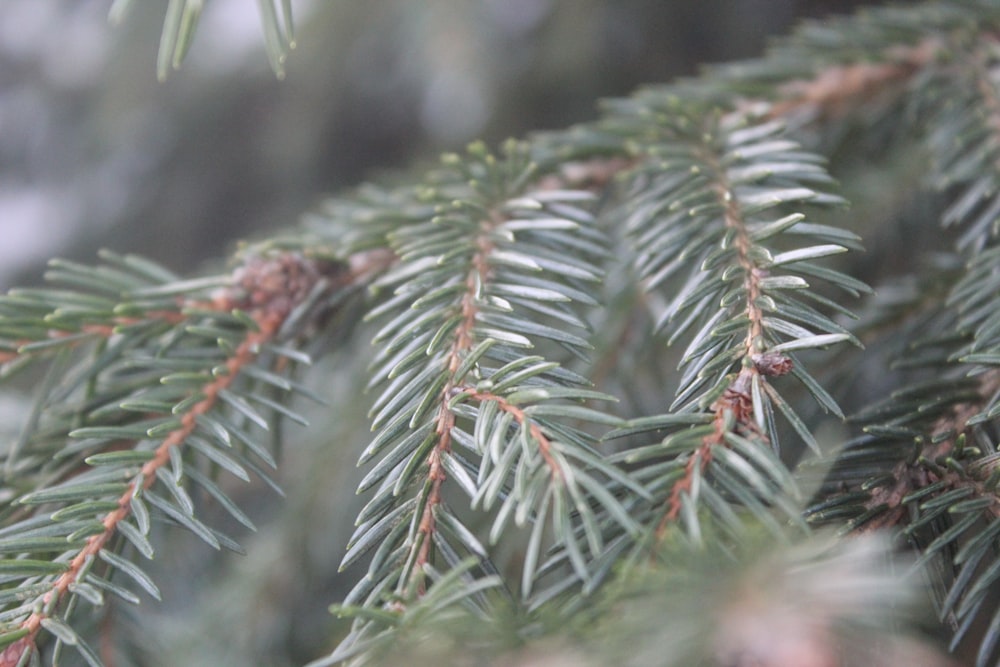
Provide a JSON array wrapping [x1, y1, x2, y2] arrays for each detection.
[[0, 187, 80, 285], [420, 67, 491, 144], [188, 0, 319, 76], [1, 0, 109, 88]]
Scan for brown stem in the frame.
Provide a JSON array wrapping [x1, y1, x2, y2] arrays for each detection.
[[765, 38, 940, 120], [408, 219, 497, 593], [658, 443, 712, 536], [3, 313, 282, 663], [654, 127, 777, 542], [0, 252, 364, 665]]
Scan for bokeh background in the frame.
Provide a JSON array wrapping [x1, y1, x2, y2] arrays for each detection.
[[0, 1, 883, 665], [1, 0, 878, 289]]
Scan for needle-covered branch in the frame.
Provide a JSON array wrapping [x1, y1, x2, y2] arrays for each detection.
[[12, 2, 1000, 666], [0, 249, 383, 664]]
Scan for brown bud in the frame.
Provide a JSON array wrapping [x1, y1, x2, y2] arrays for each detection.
[[224, 253, 346, 320], [0, 638, 33, 667], [753, 352, 793, 377]]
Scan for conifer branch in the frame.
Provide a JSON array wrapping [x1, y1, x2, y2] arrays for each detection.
[[653, 128, 789, 538], [2, 317, 278, 665], [333, 143, 640, 660], [15, 2, 1000, 665], [599, 105, 863, 550], [765, 38, 940, 121], [0, 250, 378, 664], [858, 370, 1000, 532], [406, 203, 498, 594], [0, 311, 187, 367]]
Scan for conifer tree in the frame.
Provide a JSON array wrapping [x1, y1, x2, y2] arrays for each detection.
[[5, 1, 1000, 665]]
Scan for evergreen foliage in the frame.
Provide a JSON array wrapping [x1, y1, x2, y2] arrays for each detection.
[[8, 1, 1000, 665]]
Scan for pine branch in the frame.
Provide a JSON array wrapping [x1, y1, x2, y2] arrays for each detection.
[[330, 142, 645, 660], [597, 105, 863, 552], [16, 2, 1000, 665], [0, 249, 387, 664], [825, 248, 1000, 661], [792, 19, 1000, 659], [764, 37, 939, 121]]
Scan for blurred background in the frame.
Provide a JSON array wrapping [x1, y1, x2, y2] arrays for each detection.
[[0, 0, 881, 289], [0, 1, 886, 665]]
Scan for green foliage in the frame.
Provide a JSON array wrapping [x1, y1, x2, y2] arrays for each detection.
[[10, 1, 1000, 665]]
